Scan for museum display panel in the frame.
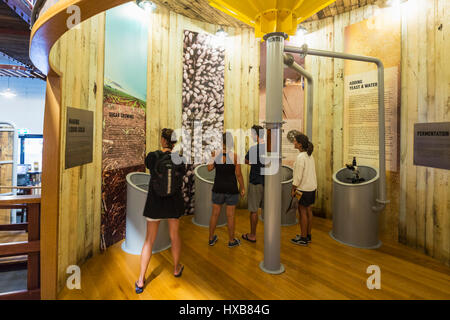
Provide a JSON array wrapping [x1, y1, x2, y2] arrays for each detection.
[[16, 0, 448, 300]]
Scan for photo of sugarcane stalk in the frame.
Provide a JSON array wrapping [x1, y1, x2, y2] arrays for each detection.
[[181, 30, 225, 215]]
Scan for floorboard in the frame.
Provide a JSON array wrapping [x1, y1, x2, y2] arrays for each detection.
[[58, 211, 450, 300]]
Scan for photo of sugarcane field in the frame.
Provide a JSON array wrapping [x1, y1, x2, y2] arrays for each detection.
[[101, 2, 149, 250], [103, 81, 146, 110]]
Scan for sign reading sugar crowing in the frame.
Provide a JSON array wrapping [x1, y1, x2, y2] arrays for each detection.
[[65, 107, 94, 169], [100, 3, 149, 250], [414, 122, 450, 170]]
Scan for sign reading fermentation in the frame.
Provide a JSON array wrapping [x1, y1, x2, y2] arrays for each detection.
[[414, 122, 450, 170], [65, 107, 93, 169]]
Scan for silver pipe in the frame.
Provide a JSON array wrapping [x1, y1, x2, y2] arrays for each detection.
[[284, 44, 388, 210], [260, 32, 285, 275], [283, 53, 314, 139]]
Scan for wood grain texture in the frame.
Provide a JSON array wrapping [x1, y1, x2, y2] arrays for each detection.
[[49, 6, 259, 296], [303, 0, 449, 266], [58, 210, 450, 300], [398, 0, 449, 267], [145, 7, 260, 210], [48, 13, 106, 293], [150, 0, 248, 28]]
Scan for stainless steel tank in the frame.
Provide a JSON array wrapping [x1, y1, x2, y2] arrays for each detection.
[[122, 172, 171, 255], [330, 166, 382, 249], [193, 165, 227, 227], [260, 165, 297, 226]]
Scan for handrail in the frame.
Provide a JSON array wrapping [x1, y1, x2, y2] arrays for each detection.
[[0, 186, 42, 189], [0, 197, 41, 300], [0, 195, 41, 205]]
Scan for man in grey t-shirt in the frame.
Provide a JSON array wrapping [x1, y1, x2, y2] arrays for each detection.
[[242, 125, 265, 243]]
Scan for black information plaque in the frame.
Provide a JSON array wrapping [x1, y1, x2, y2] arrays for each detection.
[[65, 107, 94, 169], [414, 122, 450, 170]]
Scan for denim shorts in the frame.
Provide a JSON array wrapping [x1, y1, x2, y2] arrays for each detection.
[[212, 192, 239, 206]]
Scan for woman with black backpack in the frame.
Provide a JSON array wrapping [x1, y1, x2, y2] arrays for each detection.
[[135, 128, 186, 294]]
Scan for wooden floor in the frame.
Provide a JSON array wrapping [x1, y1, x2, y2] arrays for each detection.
[[59, 211, 450, 300]]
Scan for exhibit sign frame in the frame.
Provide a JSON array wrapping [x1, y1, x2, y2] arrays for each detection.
[[100, 3, 148, 250], [414, 122, 450, 170], [65, 107, 93, 169], [343, 7, 401, 172]]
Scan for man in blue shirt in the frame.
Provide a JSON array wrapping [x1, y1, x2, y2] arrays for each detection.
[[242, 125, 265, 243]]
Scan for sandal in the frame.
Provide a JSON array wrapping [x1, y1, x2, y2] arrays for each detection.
[[174, 264, 184, 278], [242, 233, 256, 243], [228, 238, 241, 248], [135, 280, 145, 294]]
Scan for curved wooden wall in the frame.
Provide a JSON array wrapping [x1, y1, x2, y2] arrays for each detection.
[[30, 0, 130, 300], [31, 1, 260, 298], [30, 0, 129, 75]]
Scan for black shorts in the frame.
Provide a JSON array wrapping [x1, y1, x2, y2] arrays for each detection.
[[298, 190, 316, 207]]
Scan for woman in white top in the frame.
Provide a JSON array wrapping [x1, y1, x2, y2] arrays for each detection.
[[291, 133, 317, 246]]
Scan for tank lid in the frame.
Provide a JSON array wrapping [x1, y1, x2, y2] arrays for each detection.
[[126, 172, 150, 193], [333, 165, 379, 187]]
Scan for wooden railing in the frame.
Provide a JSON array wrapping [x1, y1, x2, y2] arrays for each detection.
[[0, 195, 41, 300]]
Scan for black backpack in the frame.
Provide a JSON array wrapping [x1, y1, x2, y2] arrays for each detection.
[[151, 151, 184, 197]]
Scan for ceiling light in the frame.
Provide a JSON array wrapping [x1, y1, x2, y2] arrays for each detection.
[[136, 0, 157, 12], [296, 25, 308, 35], [378, 0, 407, 8], [216, 27, 228, 38], [0, 88, 17, 98], [291, 25, 308, 44]]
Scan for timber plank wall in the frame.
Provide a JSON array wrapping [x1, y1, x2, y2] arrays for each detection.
[[49, 8, 259, 291], [302, 0, 449, 266]]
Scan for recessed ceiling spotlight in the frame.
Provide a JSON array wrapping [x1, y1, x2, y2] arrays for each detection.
[[216, 27, 228, 38], [378, 0, 407, 8], [0, 78, 16, 98], [136, 0, 157, 12], [0, 88, 17, 99], [296, 25, 308, 35], [291, 25, 308, 44]]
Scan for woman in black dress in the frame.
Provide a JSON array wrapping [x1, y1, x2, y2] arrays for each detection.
[[135, 128, 186, 294]]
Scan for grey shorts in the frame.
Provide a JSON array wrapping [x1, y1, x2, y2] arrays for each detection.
[[212, 192, 239, 206], [248, 183, 264, 212]]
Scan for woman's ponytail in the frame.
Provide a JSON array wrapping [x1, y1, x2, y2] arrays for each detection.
[[307, 141, 314, 156]]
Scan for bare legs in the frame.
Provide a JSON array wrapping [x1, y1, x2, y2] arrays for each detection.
[[137, 218, 182, 287], [247, 211, 258, 241], [137, 220, 160, 287], [209, 204, 222, 240], [226, 205, 236, 242], [307, 206, 313, 236], [168, 219, 182, 275], [209, 204, 236, 242], [298, 204, 313, 238]]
